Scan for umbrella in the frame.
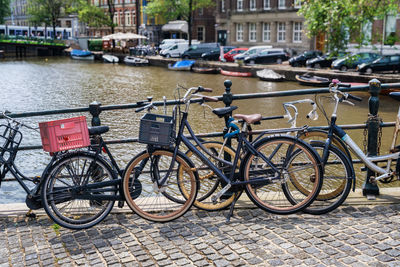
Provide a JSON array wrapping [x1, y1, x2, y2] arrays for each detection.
[[102, 32, 148, 41]]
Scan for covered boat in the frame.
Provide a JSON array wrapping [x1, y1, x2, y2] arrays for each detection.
[[220, 69, 252, 77], [168, 60, 196, 71], [191, 67, 219, 74], [70, 49, 94, 60], [103, 54, 119, 63], [124, 56, 149, 66], [256, 69, 285, 82], [295, 74, 330, 87]]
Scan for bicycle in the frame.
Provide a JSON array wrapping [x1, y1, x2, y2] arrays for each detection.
[[291, 79, 400, 215], [0, 112, 127, 230], [122, 86, 323, 222]]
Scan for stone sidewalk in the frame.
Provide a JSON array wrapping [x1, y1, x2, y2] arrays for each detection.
[[0, 203, 399, 267]]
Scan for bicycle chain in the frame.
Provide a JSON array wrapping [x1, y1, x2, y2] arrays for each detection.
[[363, 114, 383, 155]]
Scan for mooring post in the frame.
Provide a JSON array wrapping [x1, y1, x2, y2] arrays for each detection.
[[362, 79, 381, 197], [222, 80, 233, 162], [89, 101, 102, 126]]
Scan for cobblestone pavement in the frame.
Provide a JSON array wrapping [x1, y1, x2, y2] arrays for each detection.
[[0, 205, 399, 267]]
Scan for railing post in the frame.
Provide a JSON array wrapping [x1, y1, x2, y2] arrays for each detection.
[[89, 101, 102, 126], [222, 80, 233, 163], [362, 79, 380, 197]]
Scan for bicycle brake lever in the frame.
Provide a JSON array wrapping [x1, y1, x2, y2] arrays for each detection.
[[342, 100, 355, 106]]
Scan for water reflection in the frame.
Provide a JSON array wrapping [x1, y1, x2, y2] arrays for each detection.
[[0, 57, 398, 203]]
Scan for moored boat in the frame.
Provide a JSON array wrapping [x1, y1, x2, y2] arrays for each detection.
[[70, 49, 94, 60], [220, 69, 252, 77], [103, 54, 119, 63], [168, 60, 196, 71], [191, 67, 219, 74], [124, 56, 149, 66], [256, 69, 285, 82], [295, 74, 330, 87]]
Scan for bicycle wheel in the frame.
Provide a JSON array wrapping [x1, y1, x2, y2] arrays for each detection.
[[41, 151, 118, 230], [242, 135, 322, 214], [122, 149, 198, 222], [182, 141, 242, 211], [299, 142, 353, 214]]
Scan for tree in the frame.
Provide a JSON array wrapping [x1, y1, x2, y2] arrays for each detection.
[[0, 0, 11, 25], [299, 0, 400, 54], [145, 0, 214, 45], [27, 0, 74, 39], [70, 0, 114, 31]]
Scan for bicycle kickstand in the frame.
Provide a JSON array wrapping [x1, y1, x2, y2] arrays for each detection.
[[26, 209, 36, 218], [226, 193, 241, 223]]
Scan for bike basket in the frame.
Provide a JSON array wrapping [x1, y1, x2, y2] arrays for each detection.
[[0, 124, 22, 163], [139, 113, 175, 146], [39, 116, 90, 153]]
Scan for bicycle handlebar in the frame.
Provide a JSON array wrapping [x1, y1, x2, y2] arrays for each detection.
[[0, 111, 39, 132]]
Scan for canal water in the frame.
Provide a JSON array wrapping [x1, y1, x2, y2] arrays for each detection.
[[0, 57, 399, 203]]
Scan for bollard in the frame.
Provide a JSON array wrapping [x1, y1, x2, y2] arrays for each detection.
[[89, 101, 102, 126], [362, 79, 380, 197]]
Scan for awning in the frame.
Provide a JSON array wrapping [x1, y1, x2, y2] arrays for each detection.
[[102, 32, 148, 41], [161, 20, 188, 33]]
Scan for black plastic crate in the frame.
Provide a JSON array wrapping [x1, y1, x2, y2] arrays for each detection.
[[139, 113, 175, 146]]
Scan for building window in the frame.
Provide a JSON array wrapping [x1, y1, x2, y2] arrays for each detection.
[[221, 0, 225, 12], [250, 0, 256, 11], [237, 0, 243, 11], [277, 22, 286, 42], [199, 8, 204, 15], [362, 21, 372, 44], [278, 0, 286, 9], [263, 0, 270, 10], [294, 0, 301, 8], [125, 11, 131, 26], [249, 23, 257, 42], [197, 26, 204, 41], [236, 23, 243, 42], [263, 22, 271, 42], [293, 22, 302, 42]]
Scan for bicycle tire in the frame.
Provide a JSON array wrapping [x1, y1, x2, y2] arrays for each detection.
[[298, 142, 353, 214], [122, 149, 199, 222], [182, 141, 242, 211], [41, 151, 118, 230], [242, 135, 322, 214]]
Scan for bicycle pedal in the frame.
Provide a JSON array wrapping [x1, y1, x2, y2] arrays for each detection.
[[26, 210, 36, 218], [118, 201, 124, 208]]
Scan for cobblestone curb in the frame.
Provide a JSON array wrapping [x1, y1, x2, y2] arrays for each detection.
[[0, 204, 399, 266]]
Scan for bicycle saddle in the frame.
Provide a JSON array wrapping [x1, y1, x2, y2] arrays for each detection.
[[233, 114, 262, 124], [88, 126, 109, 136], [389, 92, 400, 102], [212, 106, 238, 117]]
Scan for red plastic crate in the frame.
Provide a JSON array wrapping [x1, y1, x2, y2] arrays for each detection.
[[39, 116, 90, 153]]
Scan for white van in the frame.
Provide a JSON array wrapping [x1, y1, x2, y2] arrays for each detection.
[[161, 41, 200, 58], [159, 39, 186, 50]]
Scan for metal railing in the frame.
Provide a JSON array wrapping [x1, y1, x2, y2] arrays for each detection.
[[2, 78, 400, 196]]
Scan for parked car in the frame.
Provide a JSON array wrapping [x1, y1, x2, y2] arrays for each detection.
[[331, 52, 380, 71], [289, 50, 323, 67], [221, 47, 248, 62], [181, 43, 220, 59], [234, 45, 273, 62], [244, 48, 290, 65], [306, 52, 347, 69], [357, 54, 400, 74], [159, 39, 186, 51], [160, 41, 200, 58], [201, 46, 236, 61]]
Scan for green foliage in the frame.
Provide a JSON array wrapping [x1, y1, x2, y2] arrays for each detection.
[[146, 0, 214, 21], [69, 0, 114, 29], [0, 34, 65, 46], [299, 0, 400, 52], [0, 0, 11, 24], [88, 39, 103, 51]]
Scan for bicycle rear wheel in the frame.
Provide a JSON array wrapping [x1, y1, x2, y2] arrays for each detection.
[[243, 136, 322, 214], [41, 151, 118, 230], [123, 149, 198, 222]]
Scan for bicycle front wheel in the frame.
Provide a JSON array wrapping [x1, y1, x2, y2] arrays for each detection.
[[243, 136, 322, 214], [123, 149, 199, 222], [41, 151, 118, 230]]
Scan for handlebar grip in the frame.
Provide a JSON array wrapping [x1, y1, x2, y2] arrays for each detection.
[[347, 94, 362, 102], [198, 86, 213, 92], [338, 83, 351, 88], [202, 96, 219, 102]]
